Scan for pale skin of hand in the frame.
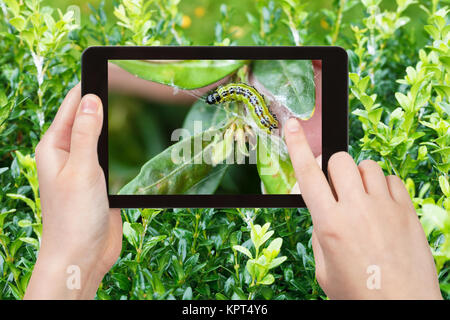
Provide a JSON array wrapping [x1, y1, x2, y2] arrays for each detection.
[[284, 117, 443, 300], [24, 84, 122, 300]]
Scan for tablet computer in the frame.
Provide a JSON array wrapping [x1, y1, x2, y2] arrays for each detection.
[[81, 46, 348, 208]]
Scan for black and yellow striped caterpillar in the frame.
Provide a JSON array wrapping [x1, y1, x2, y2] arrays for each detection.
[[205, 83, 278, 134]]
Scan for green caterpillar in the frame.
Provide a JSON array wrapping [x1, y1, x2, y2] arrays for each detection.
[[206, 83, 278, 134]]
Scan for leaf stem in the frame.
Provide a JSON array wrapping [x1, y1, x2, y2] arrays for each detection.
[[331, 0, 346, 45]]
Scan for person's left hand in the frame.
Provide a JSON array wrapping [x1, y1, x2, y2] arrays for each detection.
[[25, 84, 122, 300]]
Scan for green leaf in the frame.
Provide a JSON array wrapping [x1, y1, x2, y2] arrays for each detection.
[[257, 137, 297, 194], [111, 273, 131, 291], [261, 222, 270, 235], [438, 176, 450, 197], [233, 245, 253, 259], [246, 259, 257, 278], [181, 99, 229, 194], [395, 92, 411, 111], [252, 60, 316, 119], [0, 89, 7, 107], [9, 239, 22, 257], [182, 287, 193, 300], [150, 272, 166, 295], [123, 221, 139, 248], [360, 94, 374, 110], [183, 99, 227, 135], [19, 237, 39, 249], [0, 209, 15, 228], [215, 293, 228, 300], [15, 151, 35, 170], [231, 287, 247, 300], [7, 283, 22, 300], [368, 108, 383, 125], [434, 85, 450, 99], [258, 273, 274, 285], [267, 237, 283, 254], [420, 204, 449, 236], [112, 60, 247, 89], [4, 0, 20, 16], [268, 256, 287, 269], [6, 193, 35, 212], [10, 16, 26, 31], [118, 125, 227, 195], [141, 235, 166, 260], [259, 230, 274, 248], [171, 255, 185, 281], [17, 219, 32, 228], [439, 55, 450, 72], [349, 72, 360, 84]]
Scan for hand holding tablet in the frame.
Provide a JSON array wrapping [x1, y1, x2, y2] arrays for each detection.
[[284, 118, 442, 299]]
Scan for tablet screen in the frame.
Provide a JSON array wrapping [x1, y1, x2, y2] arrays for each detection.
[[107, 59, 322, 196]]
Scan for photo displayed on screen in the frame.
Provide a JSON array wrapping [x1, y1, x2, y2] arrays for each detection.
[[108, 59, 322, 195]]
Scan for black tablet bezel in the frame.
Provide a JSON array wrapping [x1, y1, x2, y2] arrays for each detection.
[[81, 46, 348, 208]]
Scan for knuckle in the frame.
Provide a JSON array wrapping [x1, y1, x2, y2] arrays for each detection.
[[320, 226, 339, 242], [358, 159, 377, 168], [386, 174, 403, 185], [316, 218, 340, 243], [328, 151, 351, 171], [358, 159, 380, 172]]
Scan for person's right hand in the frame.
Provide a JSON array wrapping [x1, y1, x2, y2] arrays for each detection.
[[284, 118, 442, 300]]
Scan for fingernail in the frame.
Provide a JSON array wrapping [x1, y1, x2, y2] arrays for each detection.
[[80, 95, 99, 114], [286, 118, 300, 133]]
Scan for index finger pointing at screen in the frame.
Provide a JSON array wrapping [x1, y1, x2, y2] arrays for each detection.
[[284, 118, 336, 218]]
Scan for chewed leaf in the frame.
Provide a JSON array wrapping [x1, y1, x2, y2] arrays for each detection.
[[112, 60, 248, 89], [252, 60, 316, 120], [257, 137, 296, 194], [182, 99, 229, 193], [118, 126, 227, 195]]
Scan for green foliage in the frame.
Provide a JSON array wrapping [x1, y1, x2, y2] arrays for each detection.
[[347, 3, 449, 286], [0, 0, 448, 300], [113, 59, 247, 90], [232, 213, 287, 299]]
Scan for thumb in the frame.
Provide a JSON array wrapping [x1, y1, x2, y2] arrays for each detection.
[[67, 94, 103, 173]]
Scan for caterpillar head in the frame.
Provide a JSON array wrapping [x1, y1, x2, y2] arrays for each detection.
[[206, 92, 221, 105]]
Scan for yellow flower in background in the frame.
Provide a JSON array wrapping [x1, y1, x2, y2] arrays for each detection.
[[230, 26, 244, 38], [320, 19, 330, 30], [181, 15, 192, 29], [194, 6, 206, 17]]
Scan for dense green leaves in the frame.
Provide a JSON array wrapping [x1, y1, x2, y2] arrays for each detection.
[[112, 60, 247, 89]]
